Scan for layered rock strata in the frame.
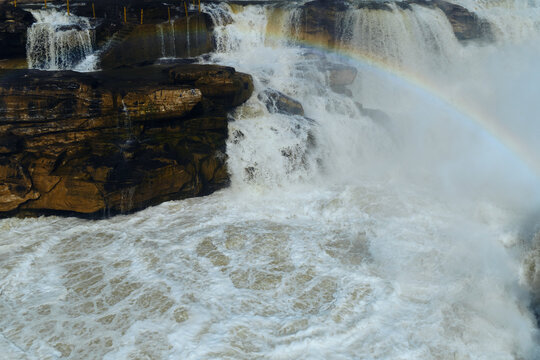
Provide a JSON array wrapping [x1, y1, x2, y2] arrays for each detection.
[[0, 64, 253, 217], [98, 14, 214, 69]]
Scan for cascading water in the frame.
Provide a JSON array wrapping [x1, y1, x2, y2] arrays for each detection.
[[26, 9, 96, 71], [452, 0, 540, 41], [3, 1, 540, 359], [157, 22, 177, 58], [186, 16, 192, 57]]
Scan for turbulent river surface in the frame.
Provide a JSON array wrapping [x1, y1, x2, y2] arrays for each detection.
[[3, 0, 540, 359]]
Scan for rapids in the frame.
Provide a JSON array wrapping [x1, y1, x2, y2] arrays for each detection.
[[3, 0, 540, 359]]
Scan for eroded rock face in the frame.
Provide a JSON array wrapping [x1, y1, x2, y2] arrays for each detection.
[[68, 1, 215, 69], [259, 89, 305, 116], [0, 1, 215, 69], [429, 0, 493, 41], [0, 3, 35, 59], [294, 0, 493, 46], [294, 0, 349, 49], [0, 64, 253, 217], [99, 14, 214, 69]]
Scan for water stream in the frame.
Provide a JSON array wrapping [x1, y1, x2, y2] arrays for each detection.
[[26, 9, 96, 71], [3, 1, 540, 358]]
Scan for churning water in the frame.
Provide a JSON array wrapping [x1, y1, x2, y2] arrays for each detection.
[[3, 1, 540, 359]]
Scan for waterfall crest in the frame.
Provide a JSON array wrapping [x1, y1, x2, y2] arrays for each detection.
[[3, 1, 540, 359], [26, 9, 95, 71]]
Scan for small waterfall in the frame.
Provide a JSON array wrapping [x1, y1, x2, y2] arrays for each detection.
[[186, 16, 191, 57], [26, 9, 95, 71], [452, 0, 540, 41], [202, 4, 327, 187], [120, 100, 133, 129], [203, 3, 234, 52], [169, 22, 177, 57], [158, 24, 167, 58], [157, 22, 177, 59], [336, 4, 459, 73], [329, 4, 462, 111]]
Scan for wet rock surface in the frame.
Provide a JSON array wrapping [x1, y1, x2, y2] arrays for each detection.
[[0, 1, 215, 68], [428, 0, 493, 41], [0, 0, 493, 68], [259, 89, 305, 116], [98, 14, 214, 69], [295, 0, 494, 45], [0, 64, 253, 217], [0, 3, 35, 59]]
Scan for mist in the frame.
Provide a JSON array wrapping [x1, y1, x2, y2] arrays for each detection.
[[2, 1, 540, 358]]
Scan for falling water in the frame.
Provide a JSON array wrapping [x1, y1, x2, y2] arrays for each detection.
[[3, 1, 540, 359], [157, 22, 177, 59], [26, 9, 96, 71], [186, 16, 192, 57], [158, 23, 167, 58]]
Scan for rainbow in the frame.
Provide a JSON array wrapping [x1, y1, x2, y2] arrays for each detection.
[[5, 2, 540, 181], [256, 21, 540, 181], [306, 41, 540, 178], [200, 0, 540, 180]]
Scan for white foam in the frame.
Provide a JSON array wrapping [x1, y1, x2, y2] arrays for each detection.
[[27, 9, 96, 71], [2, 1, 540, 359]]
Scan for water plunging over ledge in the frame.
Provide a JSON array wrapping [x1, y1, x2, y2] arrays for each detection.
[[26, 9, 96, 71], [2, 0, 540, 358]]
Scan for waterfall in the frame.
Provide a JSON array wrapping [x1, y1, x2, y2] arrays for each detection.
[[157, 22, 177, 59], [158, 23, 167, 58], [186, 16, 191, 57], [3, 1, 540, 359], [200, 2, 540, 358], [336, 4, 459, 73], [26, 9, 96, 71], [452, 0, 540, 41]]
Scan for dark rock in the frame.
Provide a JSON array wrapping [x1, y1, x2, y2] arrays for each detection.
[[325, 63, 357, 88], [0, 64, 253, 217], [0, 3, 35, 58], [403, 0, 493, 41], [0, 133, 22, 154], [294, 0, 350, 48], [5, 1, 215, 68], [259, 89, 305, 116], [98, 14, 214, 69], [291, 0, 493, 46], [231, 129, 245, 144], [169, 64, 254, 108], [56, 24, 84, 32], [431, 0, 494, 41]]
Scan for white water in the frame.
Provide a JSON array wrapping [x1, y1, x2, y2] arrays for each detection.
[[4, 1, 540, 359], [27, 9, 96, 71]]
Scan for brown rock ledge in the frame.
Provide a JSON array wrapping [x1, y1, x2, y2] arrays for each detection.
[[293, 0, 493, 48], [0, 64, 253, 217]]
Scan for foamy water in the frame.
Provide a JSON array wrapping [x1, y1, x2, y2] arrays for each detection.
[[3, 1, 540, 359], [27, 9, 96, 71], [1, 185, 537, 359]]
